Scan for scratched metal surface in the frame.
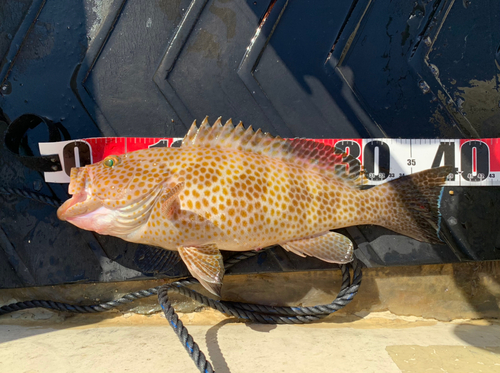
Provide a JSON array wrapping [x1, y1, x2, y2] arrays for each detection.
[[1, 0, 499, 288]]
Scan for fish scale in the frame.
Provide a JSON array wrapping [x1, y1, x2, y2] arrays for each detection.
[[135, 147, 356, 251], [58, 117, 453, 295]]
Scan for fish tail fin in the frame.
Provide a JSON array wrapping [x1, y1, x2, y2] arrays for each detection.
[[367, 166, 453, 244]]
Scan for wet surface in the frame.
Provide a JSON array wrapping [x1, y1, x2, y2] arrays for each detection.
[[1, 0, 500, 291]]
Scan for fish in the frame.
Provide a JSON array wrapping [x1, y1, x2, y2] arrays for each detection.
[[57, 118, 452, 296]]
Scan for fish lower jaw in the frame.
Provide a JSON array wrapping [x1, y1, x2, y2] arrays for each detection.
[[66, 206, 127, 236]]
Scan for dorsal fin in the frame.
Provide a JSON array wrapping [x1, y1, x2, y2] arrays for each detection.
[[181, 117, 365, 187], [287, 138, 363, 183]]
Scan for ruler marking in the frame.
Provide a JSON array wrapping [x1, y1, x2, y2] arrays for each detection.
[[473, 146, 477, 176], [39, 137, 500, 186], [410, 139, 413, 174]]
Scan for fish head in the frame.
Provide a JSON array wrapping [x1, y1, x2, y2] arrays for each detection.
[[57, 151, 169, 237]]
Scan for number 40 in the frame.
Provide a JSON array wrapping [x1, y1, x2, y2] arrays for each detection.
[[431, 141, 490, 182]]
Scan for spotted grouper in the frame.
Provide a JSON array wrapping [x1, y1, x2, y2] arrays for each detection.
[[58, 118, 452, 295]]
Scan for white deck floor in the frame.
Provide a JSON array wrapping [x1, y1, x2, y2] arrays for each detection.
[[1, 311, 499, 373]]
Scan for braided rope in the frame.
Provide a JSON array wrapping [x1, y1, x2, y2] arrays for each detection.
[[0, 287, 163, 315], [223, 251, 259, 269], [0, 253, 362, 373], [0, 251, 255, 316], [160, 259, 361, 325], [156, 260, 361, 372], [0, 256, 362, 321], [158, 286, 215, 373], [0, 186, 62, 208]]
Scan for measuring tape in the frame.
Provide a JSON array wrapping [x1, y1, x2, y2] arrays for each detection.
[[39, 137, 500, 186]]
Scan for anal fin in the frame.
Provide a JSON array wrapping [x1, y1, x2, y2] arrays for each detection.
[[178, 245, 224, 296], [281, 232, 354, 264]]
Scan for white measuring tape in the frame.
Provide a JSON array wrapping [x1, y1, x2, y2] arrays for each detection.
[[39, 137, 500, 186]]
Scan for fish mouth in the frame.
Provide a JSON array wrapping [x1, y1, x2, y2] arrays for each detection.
[[57, 167, 102, 221], [58, 166, 165, 237], [57, 190, 102, 220]]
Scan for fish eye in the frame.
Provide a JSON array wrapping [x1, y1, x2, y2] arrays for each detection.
[[103, 155, 120, 168]]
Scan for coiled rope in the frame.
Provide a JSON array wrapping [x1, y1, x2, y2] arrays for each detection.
[[157, 259, 361, 373], [0, 254, 361, 373]]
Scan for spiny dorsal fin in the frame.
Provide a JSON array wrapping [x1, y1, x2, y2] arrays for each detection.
[[287, 138, 363, 183], [181, 117, 365, 187]]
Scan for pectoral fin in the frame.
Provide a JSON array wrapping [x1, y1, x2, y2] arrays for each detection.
[[160, 182, 184, 218], [178, 245, 224, 296], [281, 232, 354, 264]]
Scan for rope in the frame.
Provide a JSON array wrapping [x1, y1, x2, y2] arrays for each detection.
[[223, 251, 259, 269], [160, 260, 361, 324], [0, 287, 164, 316], [0, 251, 254, 316], [0, 257, 361, 321], [0, 186, 62, 208], [159, 286, 215, 373], [157, 260, 361, 372], [0, 252, 362, 373]]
